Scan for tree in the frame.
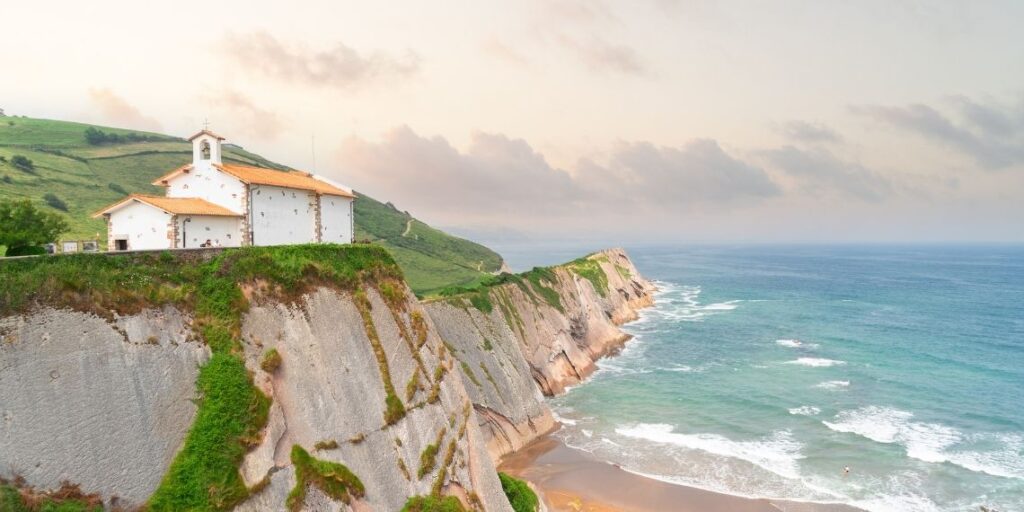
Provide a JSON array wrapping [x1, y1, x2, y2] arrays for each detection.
[[0, 199, 69, 256]]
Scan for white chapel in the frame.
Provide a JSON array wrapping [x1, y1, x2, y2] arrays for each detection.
[[94, 129, 355, 251]]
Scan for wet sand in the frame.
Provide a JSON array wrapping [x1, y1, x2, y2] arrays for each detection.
[[499, 436, 863, 512]]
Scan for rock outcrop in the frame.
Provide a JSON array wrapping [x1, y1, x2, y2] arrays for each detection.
[[425, 248, 655, 459]]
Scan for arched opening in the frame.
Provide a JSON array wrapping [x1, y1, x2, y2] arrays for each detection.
[[200, 140, 211, 160]]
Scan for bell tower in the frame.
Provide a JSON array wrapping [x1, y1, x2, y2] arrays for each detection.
[[188, 127, 225, 165]]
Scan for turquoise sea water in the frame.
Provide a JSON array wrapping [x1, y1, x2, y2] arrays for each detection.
[[539, 245, 1023, 512]]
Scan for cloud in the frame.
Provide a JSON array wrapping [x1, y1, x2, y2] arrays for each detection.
[[853, 98, 1024, 170], [481, 39, 531, 67], [200, 90, 285, 141], [333, 127, 777, 229], [555, 35, 646, 75], [578, 139, 780, 205], [221, 31, 419, 90], [780, 120, 842, 143], [87, 88, 161, 132], [760, 145, 891, 201]]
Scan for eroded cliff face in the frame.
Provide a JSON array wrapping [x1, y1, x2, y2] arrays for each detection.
[[234, 286, 512, 512], [425, 248, 655, 459], [0, 245, 653, 510], [0, 307, 209, 506]]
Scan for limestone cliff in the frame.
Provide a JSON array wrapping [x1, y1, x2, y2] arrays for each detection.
[[0, 245, 654, 510], [425, 248, 656, 459]]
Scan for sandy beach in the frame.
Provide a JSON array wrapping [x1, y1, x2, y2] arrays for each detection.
[[499, 435, 864, 512]]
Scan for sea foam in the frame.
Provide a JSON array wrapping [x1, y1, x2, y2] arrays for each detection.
[[785, 357, 846, 367], [615, 423, 805, 480], [824, 406, 1024, 480], [789, 406, 822, 416], [814, 380, 850, 390]]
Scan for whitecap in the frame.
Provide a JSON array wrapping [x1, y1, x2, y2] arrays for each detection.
[[581, 429, 593, 438], [615, 423, 805, 480], [785, 357, 845, 367], [814, 380, 850, 390], [789, 406, 821, 416], [776, 339, 803, 348], [823, 406, 1024, 479]]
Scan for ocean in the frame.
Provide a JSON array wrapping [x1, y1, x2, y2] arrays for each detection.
[[510, 245, 1024, 512]]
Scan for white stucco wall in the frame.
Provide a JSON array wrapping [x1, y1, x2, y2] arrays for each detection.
[[249, 185, 316, 246], [176, 216, 242, 249], [108, 201, 172, 251], [319, 195, 354, 244], [164, 162, 245, 214]]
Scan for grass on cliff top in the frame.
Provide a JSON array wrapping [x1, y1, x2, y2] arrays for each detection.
[[432, 262, 567, 313], [0, 244, 396, 511]]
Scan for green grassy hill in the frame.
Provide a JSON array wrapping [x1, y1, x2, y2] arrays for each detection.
[[0, 116, 503, 294]]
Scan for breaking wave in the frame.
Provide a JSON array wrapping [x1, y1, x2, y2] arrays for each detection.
[[824, 406, 1024, 480], [785, 357, 846, 367], [615, 423, 805, 480], [814, 380, 850, 390], [789, 406, 822, 416]]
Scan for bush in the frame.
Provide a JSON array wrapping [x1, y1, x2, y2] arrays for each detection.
[[1, 175, 11, 184], [10, 155, 33, 173], [5, 245, 46, 257], [499, 473, 539, 512], [84, 127, 162, 146], [401, 496, 466, 512], [43, 193, 68, 211], [107, 182, 128, 195], [260, 348, 282, 373]]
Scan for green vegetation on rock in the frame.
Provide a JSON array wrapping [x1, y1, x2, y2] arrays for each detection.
[[0, 481, 102, 512], [499, 472, 539, 512], [287, 445, 365, 511], [566, 255, 609, 297], [400, 495, 466, 512], [0, 116, 503, 294]]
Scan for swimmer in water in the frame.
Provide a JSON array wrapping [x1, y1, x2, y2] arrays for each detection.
[[844, 466, 850, 476]]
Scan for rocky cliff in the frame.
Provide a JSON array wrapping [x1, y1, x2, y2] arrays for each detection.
[[0, 245, 653, 510], [425, 248, 656, 459]]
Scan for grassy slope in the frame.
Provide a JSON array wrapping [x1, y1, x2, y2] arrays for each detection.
[[0, 117, 502, 294]]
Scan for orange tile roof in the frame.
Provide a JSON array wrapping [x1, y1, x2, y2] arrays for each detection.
[[92, 195, 242, 218], [214, 163, 355, 197]]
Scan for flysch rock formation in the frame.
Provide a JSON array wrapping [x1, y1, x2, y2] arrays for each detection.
[[0, 306, 209, 506], [0, 246, 654, 510], [426, 248, 656, 459], [235, 286, 513, 512]]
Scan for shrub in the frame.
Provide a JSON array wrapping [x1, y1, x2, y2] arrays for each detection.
[[43, 193, 68, 212], [10, 155, 33, 173], [260, 348, 282, 373], [107, 182, 128, 195], [401, 495, 466, 512], [499, 473, 539, 512], [2, 175, 12, 184]]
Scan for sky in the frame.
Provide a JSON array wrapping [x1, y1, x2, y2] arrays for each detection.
[[2, 0, 1023, 244]]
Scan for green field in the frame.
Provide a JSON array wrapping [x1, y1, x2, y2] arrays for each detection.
[[0, 116, 503, 294]]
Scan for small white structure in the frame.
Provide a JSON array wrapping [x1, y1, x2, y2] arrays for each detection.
[[94, 129, 355, 251]]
